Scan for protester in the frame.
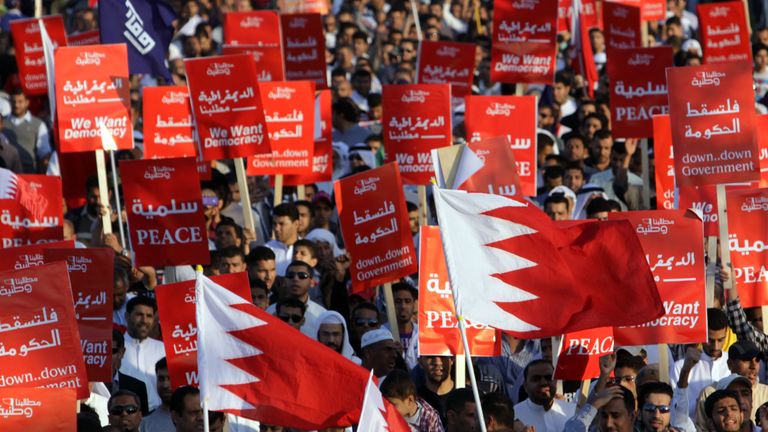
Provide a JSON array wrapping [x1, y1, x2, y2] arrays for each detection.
[[120, 296, 166, 412], [108, 390, 143, 432], [140, 358, 174, 432], [381, 369, 445, 431], [514, 360, 575, 431]]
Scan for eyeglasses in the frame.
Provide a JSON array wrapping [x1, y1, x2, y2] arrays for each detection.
[[109, 405, 139, 415], [355, 318, 379, 327], [286, 271, 311, 280], [642, 404, 671, 414], [608, 375, 636, 384], [279, 314, 303, 323]]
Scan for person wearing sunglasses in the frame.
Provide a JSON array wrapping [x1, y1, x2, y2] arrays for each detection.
[[275, 298, 307, 331], [107, 390, 143, 432], [637, 382, 685, 432], [266, 261, 327, 338]]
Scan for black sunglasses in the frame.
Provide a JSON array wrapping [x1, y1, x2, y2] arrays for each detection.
[[279, 314, 303, 323], [110, 405, 139, 415], [642, 403, 671, 414], [355, 318, 379, 327], [286, 271, 311, 280]]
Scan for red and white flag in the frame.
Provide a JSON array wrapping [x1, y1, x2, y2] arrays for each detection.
[[358, 371, 410, 432], [195, 273, 370, 429], [433, 188, 663, 337]]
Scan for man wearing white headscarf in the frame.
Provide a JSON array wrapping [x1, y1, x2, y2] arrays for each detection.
[[316, 310, 362, 365], [305, 228, 344, 258]]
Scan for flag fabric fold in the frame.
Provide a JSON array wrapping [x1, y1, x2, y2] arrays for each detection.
[[358, 371, 411, 432]]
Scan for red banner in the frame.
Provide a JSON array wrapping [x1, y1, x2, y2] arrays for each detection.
[[0, 387, 76, 431], [156, 272, 250, 389], [558, 0, 601, 32], [10, 16, 68, 95], [44, 248, 114, 382], [417, 40, 475, 99], [464, 96, 537, 195], [607, 47, 672, 138], [554, 327, 614, 381], [334, 163, 417, 292], [54, 44, 133, 152], [759, 115, 768, 187], [418, 226, 498, 356], [698, 2, 751, 65], [185, 54, 271, 160], [66, 30, 99, 46], [726, 188, 768, 307], [678, 185, 718, 236], [0, 240, 74, 272], [666, 62, 759, 186], [653, 115, 675, 210], [143, 86, 196, 159], [383, 85, 452, 185], [283, 89, 333, 186], [603, 2, 641, 49], [247, 81, 315, 175], [121, 157, 209, 267], [281, 14, 327, 87], [492, 0, 558, 84], [224, 11, 281, 46], [0, 262, 89, 398], [609, 211, 706, 345], [221, 45, 285, 82], [609, 0, 666, 21], [0, 174, 63, 249], [459, 136, 522, 196]]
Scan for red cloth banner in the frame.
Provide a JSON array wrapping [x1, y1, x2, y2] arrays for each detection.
[[155, 272, 250, 389], [383, 85, 452, 185], [247, 81, 315, 175], [726, 188, 768, 307], [0, 240, 74, 272], [143, 86, 196, 159], [417, 40, 475, 99], [10, 16, 68, 95], [184, 54, 271, 160], [653, 115, 676, 210], [666, 62, 759, 186], [0, 262, 89, 398], [460, 136, 523, 196], [334, 163, 417, 292], [281, 14, 327, 87], [44, 248, 114, 382], [221, 45, 286, 82], [607, 47, 672, 138], [120, 157, 209, 267], [609, 0, 666, 21], [492, 0, 558, 84], [698, 2, 751, 65], [0, 387, 76, 431], [0, 174, 63, 249], [609, 211, 706, 345], [54, 44, 133, 152], [464, 95, 537, 195], [603, 2, 641, 49], [284, 89, 333, 186], [759, 115, 768, 187], [418, 226, 498, 356], [224, 11, 281, 46], [555, 327, 614, 380]]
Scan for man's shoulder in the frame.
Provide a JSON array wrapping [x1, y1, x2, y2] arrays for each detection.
[[265, 240, 286, 250], [554, 398, 576, 415]]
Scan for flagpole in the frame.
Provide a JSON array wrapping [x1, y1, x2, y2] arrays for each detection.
[[109, 150, 127, 249], [196, 266, 210, 432], [456, 315, 487, 432]]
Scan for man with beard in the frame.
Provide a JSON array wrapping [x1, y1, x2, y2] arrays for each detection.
[[514, 360, 575, 431], [171, 386, 205, 432], [140, 358, 174, 432], [417, 355, 455, 417], [120, 296, 166, 412], [266, 261, 326, 338], [361, 328, 399, 379], [637, 381, 695, 432], [316, 310, 361, 364], [108, 390, 143, 432]]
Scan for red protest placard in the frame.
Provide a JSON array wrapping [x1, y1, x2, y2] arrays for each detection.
[[120, 157, 209, 267], [0, 387, 76, 431], [460, 137, 522, 196], [558, 0, 600, 32], [678, 185, 718, 236], [221, 45, 285, 82], [492, 0, 558, 84], [224, 11, 282, 46], [10, 16, 68, 96], [609, 0, 666, 21], [247, 81, 315, 175], [666, 62, 759, 186], [67, 30, 99, 46], [653, 115, 676, 210], [0, 262, 89, 398], [759, 115, 768, 187], [0, 240, 74, 272], [281, 14, 327, 87], [698, 2, 751, 65], [54, 44, 133, 152], [609, 211, 706, 345], [607, 47, 672, 138], [156, 272, 250, 389], [184, 54, 271, 161], [554, 327, 614, 381], [417, 40, 475, 99], [383, 85, 452, 185], [143, 86, 196, 159], [0, 174, 63, 249], [284, 89, 333, 186], [334, 163, 417, 292], [418, 226, 498, 356], [603, 2, 641, 49], [44, 248, 114, 382], [726, 188, 768, 308], [464, 95, 537, 196]]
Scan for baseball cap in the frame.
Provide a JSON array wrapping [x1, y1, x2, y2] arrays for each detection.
[[360, 328, 394, 349], [728, 340, 760, 361], [715, 374, 752, 391]]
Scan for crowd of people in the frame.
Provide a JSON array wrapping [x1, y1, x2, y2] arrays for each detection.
[[2, 0, 768, 431]]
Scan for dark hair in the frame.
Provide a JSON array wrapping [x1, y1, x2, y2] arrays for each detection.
[[446, 388, 475, 414], [109, 390, 141, 409], [754, 43, 768, 57], [126, 295, 157, 314], [586, 197, 613, 216], [554, 70, 573, 87], [352, 302, 380, 321], [380, 369, 417, 399], [273, 202, 299, 221], [545, 194, 570, 210], [247, 246, 276, 264], [523, 359, 552, 381], [155, 357, 168, 373], [481, 393, 515, 428], [392, 282, 417, 300], [114, 266, 129, 287], [367, 94, 382, 108], [637, 382, 673, 406], [219, 245, 246, 261], [170, 386, 200, 414], [276, 298, 307, 315], [294, 199, 314, 215], [112, 329, 125, 349], [293, 239, 318, 259], [216, 217, 244, 241], [406, 201, 418, 213], [608, 385, 636, 416], [543, 166, 565, 180], [351, 69, 372, 81], [705, 389, 741, 419], [563, 132, 587, 147], [286, 260, 313, 274], [708, 308, 728, 331], [565, 162, 585, 175], [665, 16, 682, 27], [592, 128, 613, 143], [615, 355, 646, 374], [332, 97, 361, 123]]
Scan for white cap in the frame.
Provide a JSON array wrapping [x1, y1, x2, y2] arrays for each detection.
[[360, 328, 394, 349], [715, 374, 751, 391]]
